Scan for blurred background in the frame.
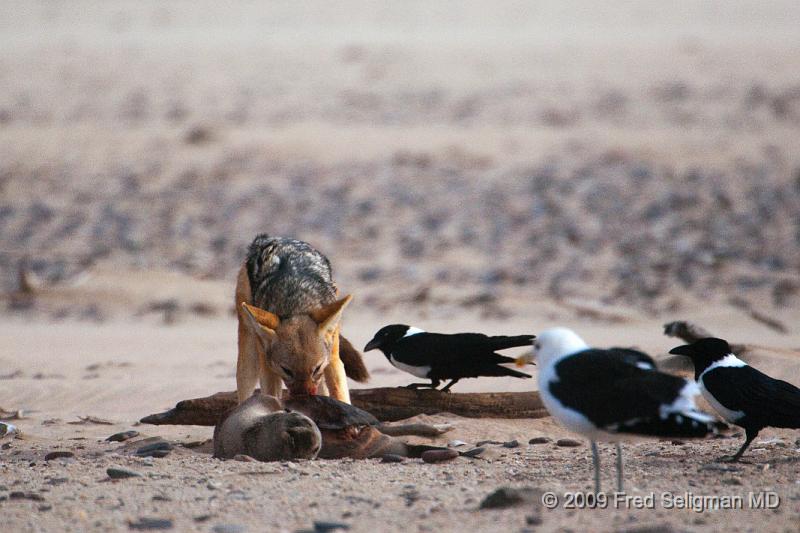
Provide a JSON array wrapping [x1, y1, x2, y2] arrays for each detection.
[[2, 1, 799, 322]]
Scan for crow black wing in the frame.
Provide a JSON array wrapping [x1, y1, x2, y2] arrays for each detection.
[[702, 366, 800, 429]]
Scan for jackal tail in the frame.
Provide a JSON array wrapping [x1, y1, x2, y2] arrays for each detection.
[[339, 334, 369, 382]]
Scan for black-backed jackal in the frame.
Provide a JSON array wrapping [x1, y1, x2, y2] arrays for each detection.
[[236, 235, 369, 404]]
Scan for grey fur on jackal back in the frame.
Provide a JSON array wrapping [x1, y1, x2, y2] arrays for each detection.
[[246, 234, 338, 318]]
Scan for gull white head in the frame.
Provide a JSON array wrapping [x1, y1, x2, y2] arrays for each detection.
[[532, 327, 589, 367]]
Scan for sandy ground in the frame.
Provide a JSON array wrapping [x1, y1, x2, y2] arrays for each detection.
[[3, 1, 800, 532]]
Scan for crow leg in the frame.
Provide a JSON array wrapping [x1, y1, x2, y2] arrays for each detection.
[[404, 379, 440, 390], [440, 379, 460, 393], [729, 428, 758, 462]]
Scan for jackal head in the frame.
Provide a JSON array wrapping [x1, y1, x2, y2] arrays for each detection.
[[240, 295, 352, 396]]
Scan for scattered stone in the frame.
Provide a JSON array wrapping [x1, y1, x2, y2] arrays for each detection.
[[233, 454, 258, 462], [671, 440, 686, 446], [556, 438, 583, 447], [460, 447, 486, 458], [447, 440, 468, 448], [10, 491, 45, 502], [107, 467, 143, 479], [45, 477, 69, 485], [38, 504, 53, 512], [476, 440, 502, 446], [212, 526, 246, 533], [502, 440, 520, 449], [313, 521, 350, 532], [136, 441, 173, 458], [44, 451, 74, 461], [207, 480, 222, 490], [480, 487, 543, 509], [528, 437, 551, 445], [380, 454, 405, 463], [526, 514, 543, 526], [107, 430, 140, 442], [128, 517, 173, 530], [422, 449, 459, 463], [152, 495, 172, 502]]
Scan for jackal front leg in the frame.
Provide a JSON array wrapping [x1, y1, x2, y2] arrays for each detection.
[[324, 326, 351, 404], [258, 354, 285, 399]]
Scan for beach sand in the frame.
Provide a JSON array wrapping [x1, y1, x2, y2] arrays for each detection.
[[2, 2, 800, 531]]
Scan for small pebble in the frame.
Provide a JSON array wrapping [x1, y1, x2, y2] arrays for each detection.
[[480, 487, 542, 509], [107, 430, 140, 442], [460, 447, 486, 458], [233, 454, 258, 462], [380, 454, 405, 463], [421, 449, 459, 463], [38, 504, 52, 512], [476, 440, 502, 446], [10, 491, 45, 502], [136, 441, 173, 457], [313, 521, 350, 532], [502, 440, 520, 449], [528, 437, 551, 445], [44, 451, 74, 461], [128, 517, 173, 530], [556, 438, 583, 447], [107, 467, 143, 479], [212, 525, 246, 533], [447, 440, 467, 448], [207, 480, 222, 490]]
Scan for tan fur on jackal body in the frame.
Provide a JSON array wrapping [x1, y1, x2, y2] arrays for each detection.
[[235, 236, 368, 405]]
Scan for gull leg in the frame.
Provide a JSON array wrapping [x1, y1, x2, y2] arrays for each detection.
[[615, 443, 624, 493], [591, 441, 601, 494]]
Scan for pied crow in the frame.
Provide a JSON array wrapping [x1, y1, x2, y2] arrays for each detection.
[[363, 324, 533, 392], [670, 337, 800, 462]]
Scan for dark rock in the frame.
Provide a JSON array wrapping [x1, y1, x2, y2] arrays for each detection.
[[107, 430, 140, 442], [136, 441, 173, 457], [212, 525, 246, 533], [44, 451, 74, 461], [128, 517, 173, 530], [421, 449, 459, 463], [526, 514, 543, 526], [313, 521, 350, 532], [480, 487, 543, 509], [460, 447, 486, 458], [502, 440, 520, 449], [528, 437, 551, 445], [38, 504, 53, 512], [10, 491, 45, 502], [556, 438, 583, 447], [107, 467, 143, 479], [475, 440, 502, 446], [380, 454, 405, 463]]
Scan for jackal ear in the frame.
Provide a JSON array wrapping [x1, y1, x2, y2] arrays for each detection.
[[310, 295, 352, 336], [241, 302, 280, 339]]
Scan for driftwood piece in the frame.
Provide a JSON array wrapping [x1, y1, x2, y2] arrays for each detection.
[[663, 320, 746, 353], [141, 388, 547, 426]]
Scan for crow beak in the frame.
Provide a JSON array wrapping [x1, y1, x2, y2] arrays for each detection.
[[363, 338, 380, 352], [668, 345, 693, 356]]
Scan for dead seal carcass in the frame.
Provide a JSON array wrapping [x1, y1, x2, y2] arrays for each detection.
[[214, 393, 448, 461]]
